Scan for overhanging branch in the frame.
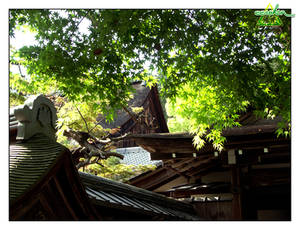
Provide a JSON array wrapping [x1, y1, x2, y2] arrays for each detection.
[[63, 129, 125, 169], [75, 106, 90, 133]]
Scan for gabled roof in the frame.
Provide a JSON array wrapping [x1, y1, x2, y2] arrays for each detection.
[[97, 81, 169, 134], [98, 81, 151, 129], [9, 134, 68, 202]]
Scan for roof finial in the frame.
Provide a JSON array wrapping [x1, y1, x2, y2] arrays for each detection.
[[12, 94, 58, 141]]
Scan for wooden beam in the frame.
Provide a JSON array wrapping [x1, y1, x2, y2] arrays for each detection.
[[225, 135, 290, 148], [150, 152, 212, 160], [43, 182, 73, 219], [248, 166, 290, 187], [172, 156, 211, 172], [188, 165, 225, 180], [133, 137, 215, 155], [251, 163, 290, 169], [178, 156, 215, 174], [53, 177, 79, 220], [165, 165, 192, 180], [170, 158, 199, 169], [63, 157, 98, 218], [231, 167, 242, 220], [38, 194, 56, 219], [129, 167, 179, 191], [170, 184, 231, 198], [185, 160, 221, 177], [223, 124, 278, 136], [259, 153, 290, 164]]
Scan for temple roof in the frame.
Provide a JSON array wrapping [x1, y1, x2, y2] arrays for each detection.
[[79, 172, 200, 220], [98, 81, 150, 129], [9, 94, 199, 220], [9, 134, 67, 202]]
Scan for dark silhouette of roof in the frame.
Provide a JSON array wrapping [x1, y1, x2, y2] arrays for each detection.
[[98, 81, 151, 129], [10, 134, 67, 201]]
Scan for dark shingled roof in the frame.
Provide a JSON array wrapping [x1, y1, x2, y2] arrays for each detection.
[[98, 81, 150, 129], [9, 134, 67, 202], [9, 95, 66, 203], [79, 172, 200, 220]]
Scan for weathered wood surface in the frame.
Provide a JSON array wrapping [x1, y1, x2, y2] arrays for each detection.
[[193, 201, 233, 220]]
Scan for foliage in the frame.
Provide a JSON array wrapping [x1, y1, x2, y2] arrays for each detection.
[[55, 97, 108, 148], [166, 82, 248, 150], [9, 91, 26, 107], [165, 56, 290, 150], [54, 96, 156, 182], [78, 156, 156, 182], [166, 98, 191, 133], [10, 9, 291, 150], [131, 106, 144, 115]]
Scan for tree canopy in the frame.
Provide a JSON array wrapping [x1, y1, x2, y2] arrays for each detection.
[[9, 9, 291, 150]]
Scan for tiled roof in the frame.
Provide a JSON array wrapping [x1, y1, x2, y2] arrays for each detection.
[[116, 147, 162, 166], [9, 95, 66, 202], [79, 172, 200, 220], [9, 134, 67, 201]]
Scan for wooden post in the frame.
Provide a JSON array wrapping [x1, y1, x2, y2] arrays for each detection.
[[231, 166, 242, 220]]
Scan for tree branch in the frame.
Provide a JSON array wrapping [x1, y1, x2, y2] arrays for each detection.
[[97, 132, 131, 144], [89, 117, 105, 133], [122, 106, 138, 123], [76, 157, 91, 169], [64, 129, 125, 169], [75, 105, 90, 133], [17, 64, 25, 78], [104, 152, 125, 159], [76, 150, 124, 169]]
